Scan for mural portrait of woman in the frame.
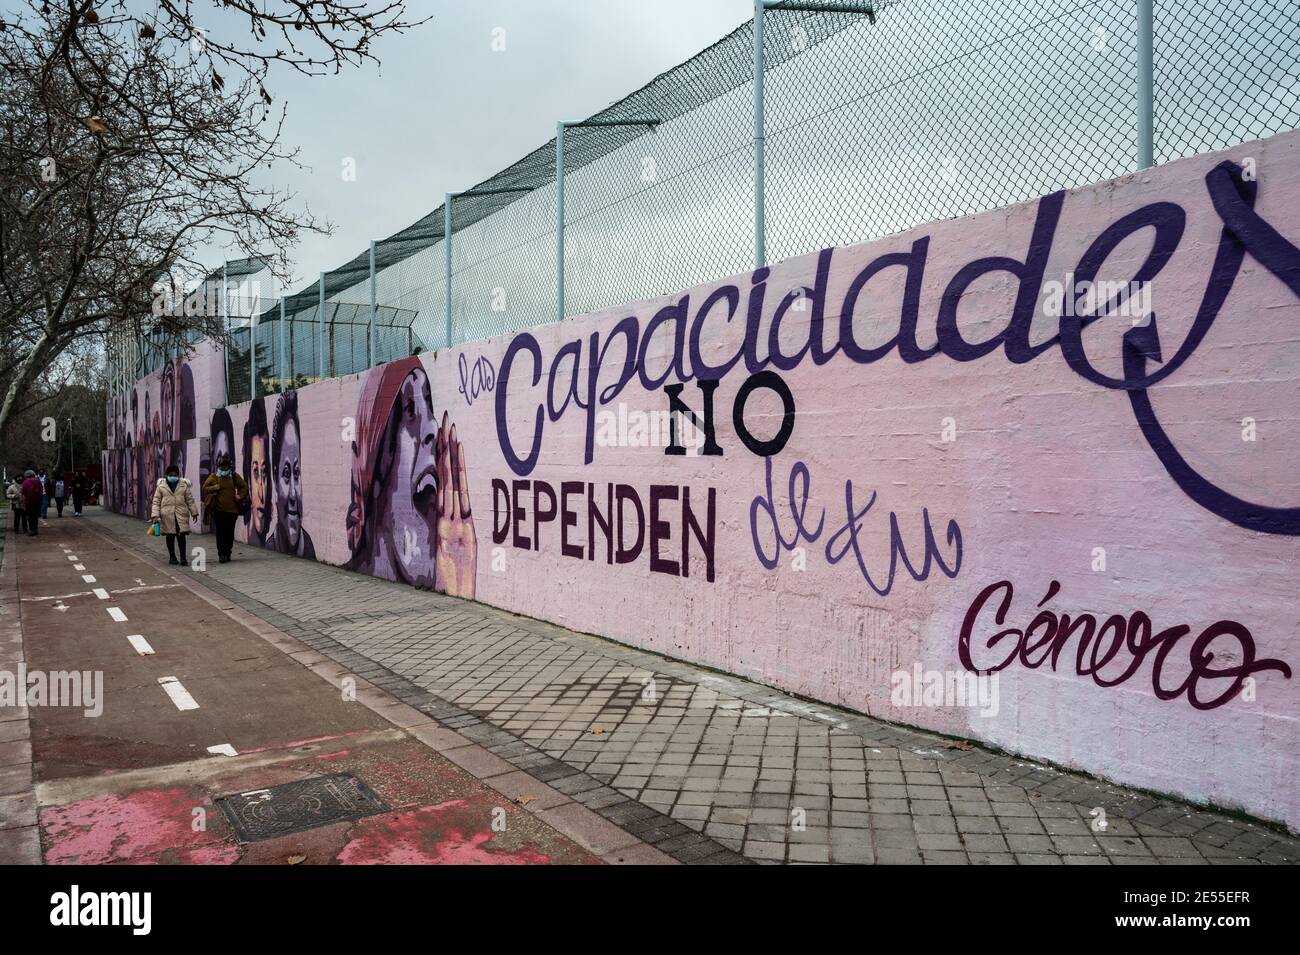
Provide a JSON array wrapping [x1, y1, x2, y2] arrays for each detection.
[[177, 361, 196, 441], [141, 391, 153, 446], [345, 357, 477, 597], [168, 441, 187, 481], [267, 390, 316, 559], [242, 397, 272, 547], [208, 408, 236, 483], [160, 361, 176, 443]]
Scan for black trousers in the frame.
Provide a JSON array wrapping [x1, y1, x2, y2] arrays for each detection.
[[11, 506, 25, 533], [26, 505, 38, 535], [165, 532, 188, 563], [54, 496, 65, 516], [213, 511, 237, 558], [72, 492, 83, 514]]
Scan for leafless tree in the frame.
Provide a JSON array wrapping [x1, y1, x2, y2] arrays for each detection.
[[0, 0, 426, 449], [1, 345, 106, 477]]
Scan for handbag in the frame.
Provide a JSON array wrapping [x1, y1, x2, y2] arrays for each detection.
[[236, 491, 251, 516]]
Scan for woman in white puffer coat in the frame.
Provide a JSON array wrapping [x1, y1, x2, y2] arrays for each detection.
[[151, 464, 199, 565]]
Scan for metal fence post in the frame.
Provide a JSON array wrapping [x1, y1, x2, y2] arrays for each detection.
[[369, 240, 378, 367], [555, 118, 657, 322], [249, 293, 257, 400], [318, 272, 326, 380], [555, 121, 566, 322], [221, 263, 229, 400], [279, 297, 288, 391], [444, 186, 528, 342], [1137, 0, 1154, 168], [445, 193, 454, 347], [753, 0, 766, 269]]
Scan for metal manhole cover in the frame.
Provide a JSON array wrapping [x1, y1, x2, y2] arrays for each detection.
[[216, 773, 389, 842]]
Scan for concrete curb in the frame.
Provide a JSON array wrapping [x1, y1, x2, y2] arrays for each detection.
[[0, 525, 42, 863]]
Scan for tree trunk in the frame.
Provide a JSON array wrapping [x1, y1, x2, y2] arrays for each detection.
[[0, 335, 53, 455]]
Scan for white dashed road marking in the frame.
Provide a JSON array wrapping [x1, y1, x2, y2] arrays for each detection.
[[92, 588, 110, 600], [207, 743, 238, 757], [158, 676, 199, 711], [66, 555, 78, 561], [23, 584, 181, 603], [106, 607, 128, 623], [81, 575, 96, 583], [73, 564, 85, 571], [126, 634, 155, 656]]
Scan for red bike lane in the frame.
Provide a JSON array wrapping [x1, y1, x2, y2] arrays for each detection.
[[6, 518, 604, 865]]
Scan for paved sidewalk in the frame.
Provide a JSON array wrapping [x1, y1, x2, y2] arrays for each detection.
[[0, 519, 39, 863], [86, 510, 1300, 865]]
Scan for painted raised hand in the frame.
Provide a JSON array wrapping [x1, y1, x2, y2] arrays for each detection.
[[435, 410, 477, 597]]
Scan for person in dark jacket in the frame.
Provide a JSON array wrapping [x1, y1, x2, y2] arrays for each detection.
[[36, 469, 50, 519], [201, 453, 248, 563], [20, 470, 42, 536], [72, 472, 86, 516]]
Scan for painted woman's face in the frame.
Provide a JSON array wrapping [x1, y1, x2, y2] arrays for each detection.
[[212, 431, 232, 475], [249, 435, 270, 538], [384, 369, 438, 586], [161, 375, 175, 442], [276, 419, 304, 549]]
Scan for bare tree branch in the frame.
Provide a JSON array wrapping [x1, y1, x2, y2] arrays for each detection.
[[0, 0, 426, 447]]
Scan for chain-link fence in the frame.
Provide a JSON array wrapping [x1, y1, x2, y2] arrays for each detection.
[[143, 0, 1300, 397]]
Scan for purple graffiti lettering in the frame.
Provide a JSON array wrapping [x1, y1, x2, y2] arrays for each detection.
[[958, 579, 1292, 709], [750, 456, 961, 595], [457, 352, 496, 407], [493, 161, 1300, 535], [493, 477, 716, 581]]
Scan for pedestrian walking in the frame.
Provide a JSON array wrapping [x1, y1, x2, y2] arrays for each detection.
[[20, 470, 42, 536], [6, 478, 26, 534], [201, 453, 248, 563], [72, 471, 86, 516], [53, 476, 66, 517], [36, 469, 49, 519], [151, 465, 199, 566]]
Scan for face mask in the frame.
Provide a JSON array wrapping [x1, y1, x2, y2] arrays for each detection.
[[167, 476, 180, 488], [218, 469, 231, 478]]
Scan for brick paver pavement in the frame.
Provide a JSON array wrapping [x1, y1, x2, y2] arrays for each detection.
[[84, 511, 1300, 865]]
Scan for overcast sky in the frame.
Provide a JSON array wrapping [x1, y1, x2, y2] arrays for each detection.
[[259, 0, 754, 295]]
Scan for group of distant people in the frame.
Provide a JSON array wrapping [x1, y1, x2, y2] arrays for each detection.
[[6, 469, 93, 535], [3, 457, 241, 571]]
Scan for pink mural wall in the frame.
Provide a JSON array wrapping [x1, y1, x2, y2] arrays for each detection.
[[111, 132, 1300, 830], [104, 339, 223, 515]]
